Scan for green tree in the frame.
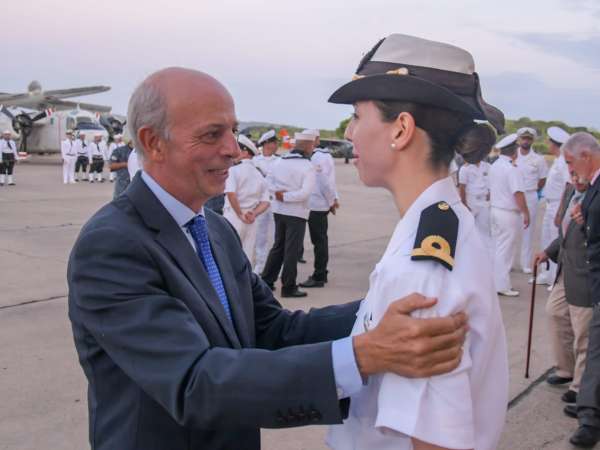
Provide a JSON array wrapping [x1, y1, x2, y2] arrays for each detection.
[[336, 117, 351, 139]]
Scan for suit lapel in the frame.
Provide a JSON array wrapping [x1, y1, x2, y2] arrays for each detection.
[[209, 235, 252, 347], [582, 183, 598, 220], [125, 175, 241, 348]]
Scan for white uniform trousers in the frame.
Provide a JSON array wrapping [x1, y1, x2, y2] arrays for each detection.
[[520, 190, 539, 271], [468, 198, 491, 240], [254, 207, 275, 274], [538, 199, 561, 284], [492, 207, 521, 292], [62, 156, 76, 184], [224, 208, 259, 267]]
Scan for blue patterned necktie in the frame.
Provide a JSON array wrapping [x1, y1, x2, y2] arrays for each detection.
[[187, 215, 233, 322]]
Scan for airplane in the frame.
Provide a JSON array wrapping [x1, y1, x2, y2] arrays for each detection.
[[0, 81, 125, 154]]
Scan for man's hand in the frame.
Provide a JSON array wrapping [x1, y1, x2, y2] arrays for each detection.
[[571, 203, 584, 226], [243, 211, 256, 224], [275, 191, 285, 202], [353, 294, 467, 379], [533, 251, 549, 267]]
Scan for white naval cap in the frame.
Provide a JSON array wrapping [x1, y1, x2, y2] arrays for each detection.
[[294, 131, 315, 142], [65, 129, 74, 134], [547, 126, 570, 145], [496, 133, 518, 149], [114, 134, 123, 139], [238, 134, 258, 155], [2, 130, 11, 134], [517, 127, 537, 138], [302, 129, 320, 138], [258, 129, 277, 145]]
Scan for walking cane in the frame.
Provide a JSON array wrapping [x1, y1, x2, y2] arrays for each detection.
[[525, 261, 549, 378]]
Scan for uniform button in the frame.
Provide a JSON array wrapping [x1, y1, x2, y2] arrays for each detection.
[[587, 260, 591, 265], [309, 409, 323, 422]]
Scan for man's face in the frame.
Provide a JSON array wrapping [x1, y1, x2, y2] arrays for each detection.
[[158, 78, 240, 205], [262, 141, 277, 156], [565, 148, 593, 184], [518, 136, 533, 150], [2, 133, 10, 140]]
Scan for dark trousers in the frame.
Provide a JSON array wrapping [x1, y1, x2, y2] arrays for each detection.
[[0, 153, 15, 175], [578, 306, 600, 427], [90, 157, 104, 174], [261, 213, 306, 291], [308, 210, 329, 281], [75, 156, 89, 173]]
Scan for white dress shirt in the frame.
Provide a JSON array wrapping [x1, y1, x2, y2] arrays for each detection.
[[458, 162, 490, 206], [0, 139, 18, 157], [544, 154, 570, 201], [74, 139, 88, 156], [252, 154, 279, 178], [327, 177, 508, 450], [61, 139, 76, 158], [490, 155, 524, 211], [309, 148, 338, 212], [224, 159, 269, 210], [267, 152, 316, 220], [516, 148, 548, 191], [88, 141, 106, 159]]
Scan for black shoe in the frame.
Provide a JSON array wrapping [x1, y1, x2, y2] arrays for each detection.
[[564, 404, 578, 419], [281, 288, 307, 298], [547, 374, 573, 385], [562, 390, 578, 403], [570, 425, 600, 447], [298, 258, 307, 264], [299, 277, 325, 288]]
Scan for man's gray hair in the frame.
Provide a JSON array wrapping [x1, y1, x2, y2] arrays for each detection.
[[127, 78, 170, 159], [563, 132, 600, 156]]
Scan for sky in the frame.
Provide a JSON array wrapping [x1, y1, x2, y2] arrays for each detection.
[[4, 0, 600, 131]]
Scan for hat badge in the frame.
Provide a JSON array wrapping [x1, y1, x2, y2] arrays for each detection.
[[438, 201, 450, 211], [386, 67, 409, 76]]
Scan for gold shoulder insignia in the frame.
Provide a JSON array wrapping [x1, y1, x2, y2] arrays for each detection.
[[411, 202, 458, 271]]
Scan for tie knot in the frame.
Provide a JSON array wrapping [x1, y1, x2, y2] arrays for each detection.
[[187, 214, 208, 238]]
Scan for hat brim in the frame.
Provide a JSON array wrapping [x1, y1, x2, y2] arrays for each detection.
[[328, 74, 484, 119]]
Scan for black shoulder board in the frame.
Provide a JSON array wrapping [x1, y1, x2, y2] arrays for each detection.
[[410, 201, 458, 271]]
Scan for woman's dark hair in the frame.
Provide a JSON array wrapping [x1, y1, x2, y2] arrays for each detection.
[[373, 101, 496, 168]]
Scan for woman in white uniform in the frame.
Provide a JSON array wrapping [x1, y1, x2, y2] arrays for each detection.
[[326, 34, 509, 450], [458, 158, 491, 238]]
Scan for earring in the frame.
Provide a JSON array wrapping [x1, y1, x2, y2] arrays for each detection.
[[390, 143, 396, 149]]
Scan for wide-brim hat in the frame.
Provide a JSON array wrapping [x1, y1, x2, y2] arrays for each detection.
[[547, 126, 569, 145], [328, 34, 505, 133], [258, 129, 277, 146], [517, 127, 537, 138], [238, 134, 258, 155]]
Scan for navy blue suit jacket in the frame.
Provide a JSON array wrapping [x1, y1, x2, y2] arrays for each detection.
[[68, 174, 358, 450]]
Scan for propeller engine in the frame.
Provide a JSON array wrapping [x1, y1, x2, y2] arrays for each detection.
[[0, 106, 48, 153], [99, 115, 127, 141]]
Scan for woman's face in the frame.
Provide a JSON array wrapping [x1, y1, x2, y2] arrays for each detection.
[[344, 101, 396, 188]]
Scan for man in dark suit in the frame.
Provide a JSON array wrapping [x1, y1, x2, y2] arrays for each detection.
[[68, 68, 467, 450], [535, 179, 592, 405], [561, 132, 600, 447]]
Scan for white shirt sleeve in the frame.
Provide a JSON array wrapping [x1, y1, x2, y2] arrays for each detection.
[[316, 157, 337, 207], [508, 167, 524, 194], [537, 155, 549, 179], [259, 177, 270, 203], [458, 165, 469, 185], [367, 261, 475, 449], [283, 165, 316, 203], [224, 168, 237, 194]]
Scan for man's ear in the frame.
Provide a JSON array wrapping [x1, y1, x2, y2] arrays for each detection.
[[138, 127, 166, 163], [390, 112, 416, 151]]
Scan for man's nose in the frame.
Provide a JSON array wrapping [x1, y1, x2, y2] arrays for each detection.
[[224, 131, 241, 158]]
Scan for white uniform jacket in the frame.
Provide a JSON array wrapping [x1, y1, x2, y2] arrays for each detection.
[[88, 141, 106, 160], [0, 139, 19, 158], [327, 177, 508, 450], [61, 139, 76, 158], [74, 139, 88, 157], [309, 148, 338, 212], [224, 159, 270, 210], [544, 154, 570, 202], [490, 155, 524, 211], [516, 149, 548, 192], [252, 154, 279, 179], [267, 151, 316, 220], [458, 162, 491, 206]]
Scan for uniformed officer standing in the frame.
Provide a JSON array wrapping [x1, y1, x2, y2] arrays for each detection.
[[61, 130, 77, 184], [515, 127, 548, 273], [458, 158, 491, 238], [107, 134, 124, 182], [88, 133, 107, 183], [74, 132, 89, 182], [109, 138, 134, 198], [0, 130, 19, 186], [490, 133, 531, 296], [299, 129, 339, 288], [536, 126, 571, 286], [223, 135, 270, 266], [261, 132, 316, 297], [253, 129, 280, 274]]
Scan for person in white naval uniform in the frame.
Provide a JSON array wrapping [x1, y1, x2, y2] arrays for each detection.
[[326, 33, 508, 450], [490, 133, 530, 297], [0, 130, 19, 186], [88, 133, 107, 182], [458, 158, 491, 238], [223, 135, 270, 266], [299, 129, 339, 288], [252, 129, 280, 274], [515, 127, 548, 273], [107, 134, 124, 182], [535, 126, 571, 286], [61, 130, 77, 184], [74, 132, 89, 182], [261, 132, 316, 297]]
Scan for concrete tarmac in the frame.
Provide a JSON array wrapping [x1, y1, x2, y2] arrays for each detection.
[[0, 156, 592, 449]]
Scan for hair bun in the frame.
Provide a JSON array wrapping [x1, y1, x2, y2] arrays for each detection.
[[454, 122, 497, 164]]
